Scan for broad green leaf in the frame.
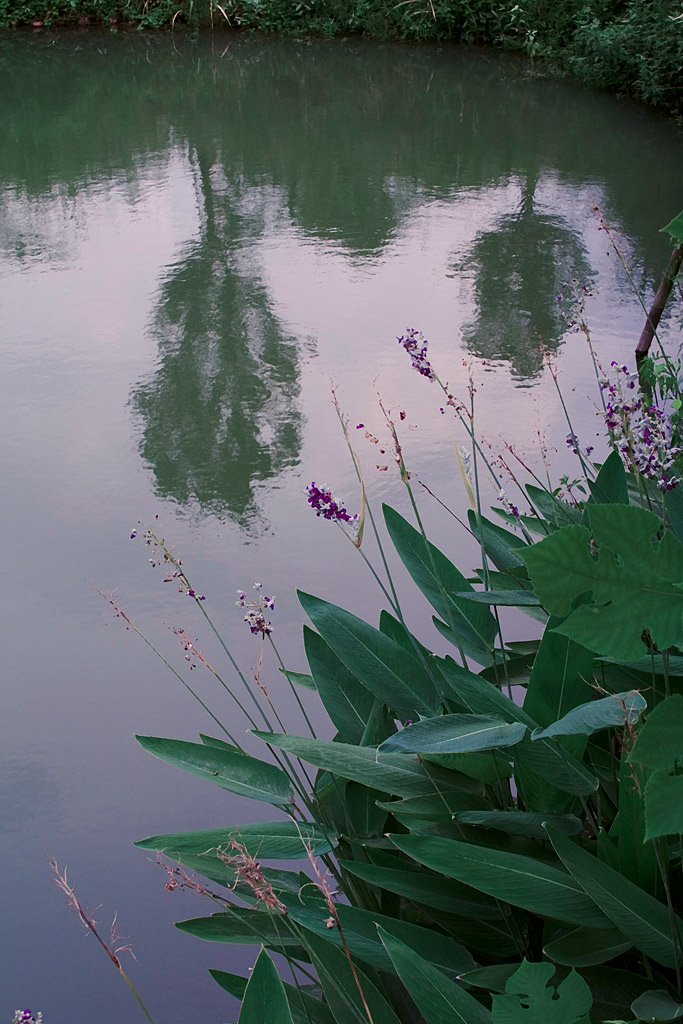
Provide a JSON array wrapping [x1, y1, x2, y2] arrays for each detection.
[[345, 780, 389, 838], [545, 826, 683, 968], [662, 209, 683, 245], [468, 509, 528, 571], [527, 485, 583, 528], [531, 692, 646, 741], [376, 790, 488, 823], [391, 834, 610, 928], [460, 964, 518, 992], [200, 734, 244, 753], [177, 907, 305, 956], [379, 714, 526, 754], [491, 960, 592, 1024], [454, 589, 541, 606], [589, 451, 630, 506], [135, 820, 336, 860], [289, 901, 475, 977], [440, 658, 598, 796], [210, 970, 334, 1024], [251, 731, 476, 799], [383, 504, 497, 656], [304, 930, 402, 1024], [456, 811, 582, 838], [645, 771, 683, 840], [629, 695, 683, 771], [664, 486, 683, 544], [299, 591, 439, 719], [423, 751, 514, 785], [135, 736, 292, 805], [279, 667, 316, 690], [544, 926, 632, 966], [338, 859, 506, 918], [631, 990, 683, 1021], [617, 756, 658, 896], [523, 506, 683, 661], [303, 626, 374, 745], [378, 928, 493, 1024], [238, 948, 293, 1024]]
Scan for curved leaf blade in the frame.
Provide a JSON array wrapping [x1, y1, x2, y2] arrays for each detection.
[[239, 948, 293, 1024], [379, 715, 526, 754]]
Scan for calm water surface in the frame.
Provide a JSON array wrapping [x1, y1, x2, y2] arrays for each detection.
[[1, 29, 682, 1021]]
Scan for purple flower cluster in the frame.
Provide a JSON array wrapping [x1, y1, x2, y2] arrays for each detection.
[[600, 363, 681, 491], [305, 482, 357, 524], [236, 583, 275, 636], [397, 328, 436, 381], [13, 1013, 43, 1024], [497, 488, 520, 519], [565, 433, 594, 457]]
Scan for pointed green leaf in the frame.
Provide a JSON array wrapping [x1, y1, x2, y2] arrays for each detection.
[[378, 928, 493, 1024], [135, 820, 336, 860], [135, 736, 292, 805], [589, 451, 629, 506], [631, 990, 683, 1021], [279, 667, 316, 690], [456, 811, 582, 838], [299, 591, 439, 719], [379, 714, 526, 754], [383, 504, 497, 656], [303, 626, 374, 745], [531, 692, 646, 741], [251, 731, 474, 798], [238, 948, 293, 1024], [455, 590, 541, 606], [662, 209, 683, 245], [544, 926, 633, 966], [468, 510, 528, 571], [304, 931, 402, 1024], [177, 907, 305, 955], [617, 756, 658, 895], [210, 970, 334, 1024], [545, 826, 683, 968], [391, 834, 610, 928]]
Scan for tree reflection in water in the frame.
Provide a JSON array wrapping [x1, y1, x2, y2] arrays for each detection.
[[132, 148, 303, 531]]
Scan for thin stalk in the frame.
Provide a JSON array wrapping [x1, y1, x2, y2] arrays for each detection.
[[268, 635, 317, 738]]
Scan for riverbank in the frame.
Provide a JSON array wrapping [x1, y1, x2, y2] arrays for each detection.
[[2, 0, 682, 117]]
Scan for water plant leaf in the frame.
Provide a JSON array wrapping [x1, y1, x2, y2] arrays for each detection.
[[631, 990, 683, 1021], [303, 930, 403, 1024], [279, 667, 316, 690], [423, 751, 514, 785], [454, 590, 541, 606], [238, 947, 293, 1024], [377, 928, 493, 1024], [589, 451, 629, 506], [383, 504, 497, 654], [135, 736, 293, 805], [491, 960, 592, 1024], [531, 691, 646, 740], [298, 591, 439, 719], [455, 811, 583, 838], [526, 485, 583, 528], [523, 505, 683, 661], [662, 209, 683, 246], [545, 826, 683, 968], [644, 771, 683, 840], [391, 834, 610, 928], [378, 714, 526, 754], [616, 756, 658, 896], [210, 970, 334, 1024], [303, 625, 375, 745], [628, 694, 683, 772], [338, 859, 505, 917], [251, 731, 476, 798], [289, 901, 475, 977], [135, 820, 336, 860], [468, 510, 528, 571], [440, 658, 598, 796], [177, 907, 306, 956], [543, 925, 633, 966]]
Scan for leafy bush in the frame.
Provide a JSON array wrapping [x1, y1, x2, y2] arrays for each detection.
[[124, 227, 683, 1022]]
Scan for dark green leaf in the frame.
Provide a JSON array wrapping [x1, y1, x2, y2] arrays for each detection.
[[545, 826, 683, 968], [210, 970, 335, 1024], [304, 930, 402, 1024], [531, 692, 646, 741], [391, 834, 609, 928], [378, 928, 493, 1024], [299, 591, 439, 719], [456, 811, 582, 838], [631, 990, 683, 1021], [279, 667, 316, 690], [177, 907, 306, 957], [589, 452, 629, 506], [135, 736, 292, 805], [468, 510, 528, 571], [645, 771, 683, 840], [491, 959, 592, 1024], [662, 209, 683, 245], [303, 626, 374, 745], [135, 820, 336, 860], [543, 926, 633, 966], [379, 714, 526, 754], [238, 948, 293, 1024], [629, 695, 683, 772]]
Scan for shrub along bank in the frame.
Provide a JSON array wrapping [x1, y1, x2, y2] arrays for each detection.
[[2, 0, 682, 117]]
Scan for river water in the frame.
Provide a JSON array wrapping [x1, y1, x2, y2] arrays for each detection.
[[1, 28, 682, 1022]]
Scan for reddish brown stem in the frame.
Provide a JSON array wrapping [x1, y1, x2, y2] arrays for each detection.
[[636, 244, 683, 364]]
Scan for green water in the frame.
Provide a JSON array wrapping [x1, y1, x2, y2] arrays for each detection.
[[1, 29, 682, 1021]]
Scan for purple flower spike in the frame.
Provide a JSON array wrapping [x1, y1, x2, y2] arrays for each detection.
[[305, 482, 358, 524], [397, 328, 436, 381]]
